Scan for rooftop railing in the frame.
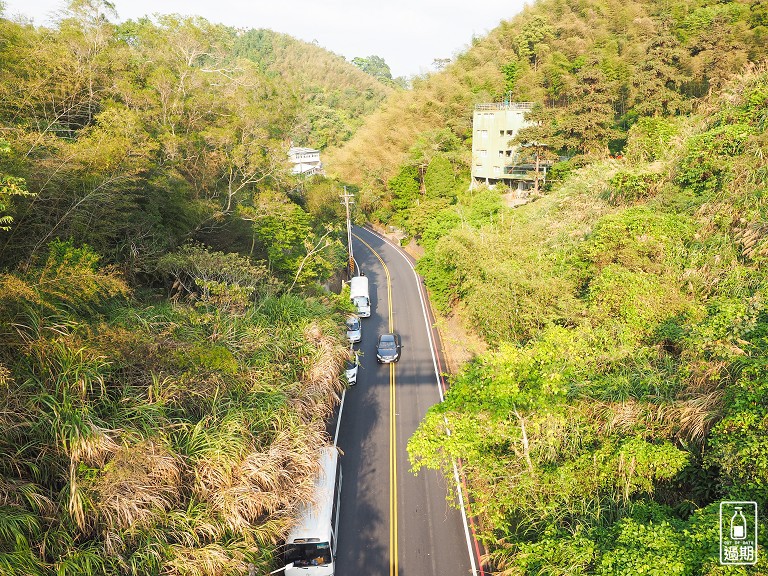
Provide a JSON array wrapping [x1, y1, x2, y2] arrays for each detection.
[[475, 102, 535, 111]]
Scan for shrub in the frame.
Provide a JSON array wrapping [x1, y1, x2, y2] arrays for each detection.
[[608, 171, 663, 204], [624, 117, 679, 163], [675, 124, 754, 196]]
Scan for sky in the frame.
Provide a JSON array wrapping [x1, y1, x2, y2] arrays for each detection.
[[1, 0, 527, 78]]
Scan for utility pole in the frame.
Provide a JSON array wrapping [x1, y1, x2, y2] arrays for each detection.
[[340, 187, 355, 278]]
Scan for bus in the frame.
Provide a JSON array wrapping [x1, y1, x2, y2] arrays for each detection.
[[284, 447, 342, 576]]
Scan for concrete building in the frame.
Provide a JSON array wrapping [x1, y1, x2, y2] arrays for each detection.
[[288, 147, 323, 175], [470, 101, 538, 191]]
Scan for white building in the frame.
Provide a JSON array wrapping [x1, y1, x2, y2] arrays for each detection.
[[288, 147, 323, 175], [471, 102, 536, 190]]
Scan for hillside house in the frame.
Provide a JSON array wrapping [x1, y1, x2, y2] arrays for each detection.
[[471, 101, 542, 191], [288, 147, 323, 175]]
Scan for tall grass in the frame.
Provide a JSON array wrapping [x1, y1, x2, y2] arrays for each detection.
[[0, 250, 350, 572]]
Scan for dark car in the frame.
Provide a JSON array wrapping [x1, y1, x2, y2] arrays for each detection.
[[376, 332, 402, 364]]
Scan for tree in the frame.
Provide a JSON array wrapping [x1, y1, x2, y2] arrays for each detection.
[[424, 154, 456, 199], [511, 104, 561, 192], [515, 15, 554, 68], [630, 31, 691, 116], [351, 55, 394, 85], [388, 165, 420, 211], [558, 62, 618, 157], [501, 61, 522, 94]]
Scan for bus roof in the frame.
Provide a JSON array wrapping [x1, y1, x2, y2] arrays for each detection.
[[285, 446, 338, 543]]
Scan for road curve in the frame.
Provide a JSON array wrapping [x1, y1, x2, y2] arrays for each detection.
[[334, 226, 477, 576]]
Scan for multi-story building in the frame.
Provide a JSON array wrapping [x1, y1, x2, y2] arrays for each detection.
[[288, 147, 323, 175], [470, 101, 537, 190]]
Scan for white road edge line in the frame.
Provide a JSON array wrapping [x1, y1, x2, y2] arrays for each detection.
[[358, 227, 479, 576]]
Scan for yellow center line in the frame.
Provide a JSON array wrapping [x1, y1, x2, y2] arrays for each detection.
[[353, 233, 397, 576]]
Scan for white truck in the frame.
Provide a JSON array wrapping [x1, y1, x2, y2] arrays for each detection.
[[349, 275, 370, 317]]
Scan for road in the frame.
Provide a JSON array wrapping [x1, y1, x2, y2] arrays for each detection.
[[334, 226, 477, 576]]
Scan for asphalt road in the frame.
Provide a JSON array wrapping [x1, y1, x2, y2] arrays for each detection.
[[334, 226, 477, 576]]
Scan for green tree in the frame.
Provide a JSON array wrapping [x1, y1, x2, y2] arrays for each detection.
[[388, 165, 420, 212], [501, 61, 521, 94], [0, 140, 32, 231], [559, 62, 617, 157], [424, 154, 456, 199], [351, 55, 394, 85], [630, 31, 691, 116], [511, 104, 562, 191], [515, 15, 554, 68]]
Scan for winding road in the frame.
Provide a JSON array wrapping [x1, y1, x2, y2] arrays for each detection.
[[333, 226, 479, 576]]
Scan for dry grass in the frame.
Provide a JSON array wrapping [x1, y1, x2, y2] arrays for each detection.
[[205, 428, 322, 536], [91, 439, 182, 534], [295, 322, 347, 419], [0, 478, 54, 514], [68, 423, 120, 466], [593, 387, 725, 443], [165, 543, 248, 576]]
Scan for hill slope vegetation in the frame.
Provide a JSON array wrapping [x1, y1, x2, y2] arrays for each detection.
[[0, 5, 360, 573]]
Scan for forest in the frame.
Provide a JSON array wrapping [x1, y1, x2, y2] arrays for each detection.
[[0, 1, 388, 573]]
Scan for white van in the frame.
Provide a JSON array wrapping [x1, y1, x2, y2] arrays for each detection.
[[284, 447, 342, 576], [349, 275, 370, 317]]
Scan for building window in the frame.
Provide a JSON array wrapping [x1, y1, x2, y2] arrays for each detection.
[[480, 130, 488, 141], [478, 150, 488, 158], [499, 150, 504, 157], [493, 165, 501, 175], [507, 130, 514, 135]]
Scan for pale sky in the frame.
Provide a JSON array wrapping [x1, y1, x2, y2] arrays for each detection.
[[1, 0, 527, 78]]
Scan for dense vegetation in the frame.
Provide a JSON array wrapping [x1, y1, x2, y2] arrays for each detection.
[[233, 30, 393, 149], [407, 59, 768, 576], [0, 2, 363, 573], [327, 0, 768, 224]]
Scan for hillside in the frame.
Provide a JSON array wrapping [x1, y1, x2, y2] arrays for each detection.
[[319, 0, 768, 573], [233, 29, 393, 149], [408, 63, 768, 574], [0, 7, 356, 574], [326, 0, 768, 196]]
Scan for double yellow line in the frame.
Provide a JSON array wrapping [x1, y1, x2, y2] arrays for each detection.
[[353, 233, 398, 576]]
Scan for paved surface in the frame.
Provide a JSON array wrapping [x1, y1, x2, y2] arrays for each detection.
[[334, 226, 476, 576]]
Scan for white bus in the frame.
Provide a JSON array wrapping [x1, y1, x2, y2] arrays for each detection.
[[284, 447, 342, 576]]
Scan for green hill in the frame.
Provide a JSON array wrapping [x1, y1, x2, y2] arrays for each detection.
[[233, 29, 393, 149], [321, 0, 768, 572], [327, 0, 768, 194], [0, 7, 357, 574], [407, 64, 768, 572]]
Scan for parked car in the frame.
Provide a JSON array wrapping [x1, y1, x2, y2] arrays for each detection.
[[376, 332, 402, 364], [345, 351, 359, 385], [345, 315, 361, 344]]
